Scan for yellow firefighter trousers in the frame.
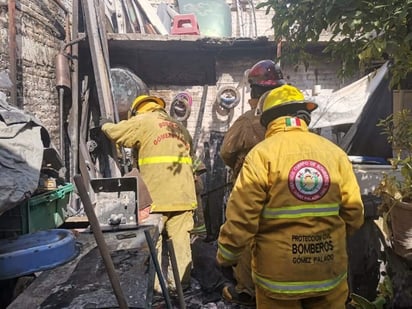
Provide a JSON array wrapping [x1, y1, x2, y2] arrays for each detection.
[[154, 210, 194, 292], [255, 278, 349, 309], [233, 242, 255, 296]]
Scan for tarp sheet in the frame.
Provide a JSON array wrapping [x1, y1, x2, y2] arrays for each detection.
[[310, 62, 389, 129], [307, 62, 393, 158], [0, 94, 50, 215], [339, 71, 393, 158]]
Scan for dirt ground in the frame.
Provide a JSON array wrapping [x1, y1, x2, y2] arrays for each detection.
[[152, 278, 251, 309]]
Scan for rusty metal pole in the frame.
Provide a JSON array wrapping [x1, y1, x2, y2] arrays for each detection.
[[55, 51, 71, 163], [74, 175, 129, 309], [167, 239, 186, 309], [8, 0, 17, 107], [144, 229, 173, 309], [70, 0, 80, 185]]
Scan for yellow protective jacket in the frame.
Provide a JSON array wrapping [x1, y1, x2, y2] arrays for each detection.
[[102, 109, 197, 212], [217, 116, 364, 299], [220, 108, 266, 180]]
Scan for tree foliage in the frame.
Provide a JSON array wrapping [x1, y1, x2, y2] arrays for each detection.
[[257, 0, 412, 88]]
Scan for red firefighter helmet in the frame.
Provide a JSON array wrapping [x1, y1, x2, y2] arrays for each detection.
[[247, 60, 285, 87]]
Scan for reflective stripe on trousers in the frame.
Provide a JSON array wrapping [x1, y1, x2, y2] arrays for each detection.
[[254, 272, 347, 295], [218, 242, 242, 262]]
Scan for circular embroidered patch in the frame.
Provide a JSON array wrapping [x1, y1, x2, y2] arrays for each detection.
[[288, 160, 330, 201]]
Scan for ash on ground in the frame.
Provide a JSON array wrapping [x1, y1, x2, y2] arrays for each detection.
[[152, 235, 254, 309]]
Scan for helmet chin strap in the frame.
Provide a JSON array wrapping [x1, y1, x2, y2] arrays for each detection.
[[260, 105, 313, 128], [295, 110, 311, 125]]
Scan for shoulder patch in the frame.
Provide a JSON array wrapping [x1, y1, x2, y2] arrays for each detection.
[[288, 160, 330, 201]]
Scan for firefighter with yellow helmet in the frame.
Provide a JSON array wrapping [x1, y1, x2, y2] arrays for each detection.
[[216, 84, 364, 308], [101, 94, 197, 291]]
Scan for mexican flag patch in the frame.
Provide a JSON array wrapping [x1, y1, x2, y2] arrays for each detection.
[[285, 117, 301, 127]]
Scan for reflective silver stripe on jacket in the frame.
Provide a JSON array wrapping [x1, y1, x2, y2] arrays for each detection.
[[138, 156, 192, 165], [262, 203, 340, 219]]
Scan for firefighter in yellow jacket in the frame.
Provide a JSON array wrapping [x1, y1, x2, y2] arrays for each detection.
[[101, 95, 197, 290], [219, 59, 286, 305], [216, 84, 364, 308]]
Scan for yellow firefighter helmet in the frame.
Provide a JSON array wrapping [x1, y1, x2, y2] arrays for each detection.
[[258, 84, 318, 127], [129, 95, 166, 118]]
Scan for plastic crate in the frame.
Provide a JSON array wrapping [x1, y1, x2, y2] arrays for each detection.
[[0, 183, 74, 238]]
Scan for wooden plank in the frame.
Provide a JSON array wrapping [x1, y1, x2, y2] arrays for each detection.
[[123, 0, 138, 32], [81, 0, 115, 120], [97, 0, 112, 74], [136, 0, 168, 35], [68, 0, 80, 209], [124, 0, 139, 32], [132, 0, 146, 34], [81, 0, 122, 178], [114, 0, 127, 33]]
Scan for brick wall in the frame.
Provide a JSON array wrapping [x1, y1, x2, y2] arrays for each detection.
[[0, 0, 70, 150], [0, 3, 12, 89], [0, 0, 348, 158], [150, 56, 352, 159]]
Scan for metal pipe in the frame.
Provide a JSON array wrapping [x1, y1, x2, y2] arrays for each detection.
[[277, 40, 282, 64], [8, 0, 17, 107], [55, 43, 72, 172], [248, 0, 257, 37], [192, 85, 208, 152], [73, 175, 129, 309], [236, 0, 244, 37], [80, 76, 90, 146], [144, 229, 173, 309], [70, 0, 80, 185], [61, 34, 87, 55], [167, 239, 186, 309], [51, 0, 71, 180], [59, 87, 65, 161]]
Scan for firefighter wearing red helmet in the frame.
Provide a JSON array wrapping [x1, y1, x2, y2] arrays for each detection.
[[101, 95, 197, 292], [248, 59, 285, 87], [221, 59, 286, 181], [217, 84, 364, 309], [219, 60, 287, 305]]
